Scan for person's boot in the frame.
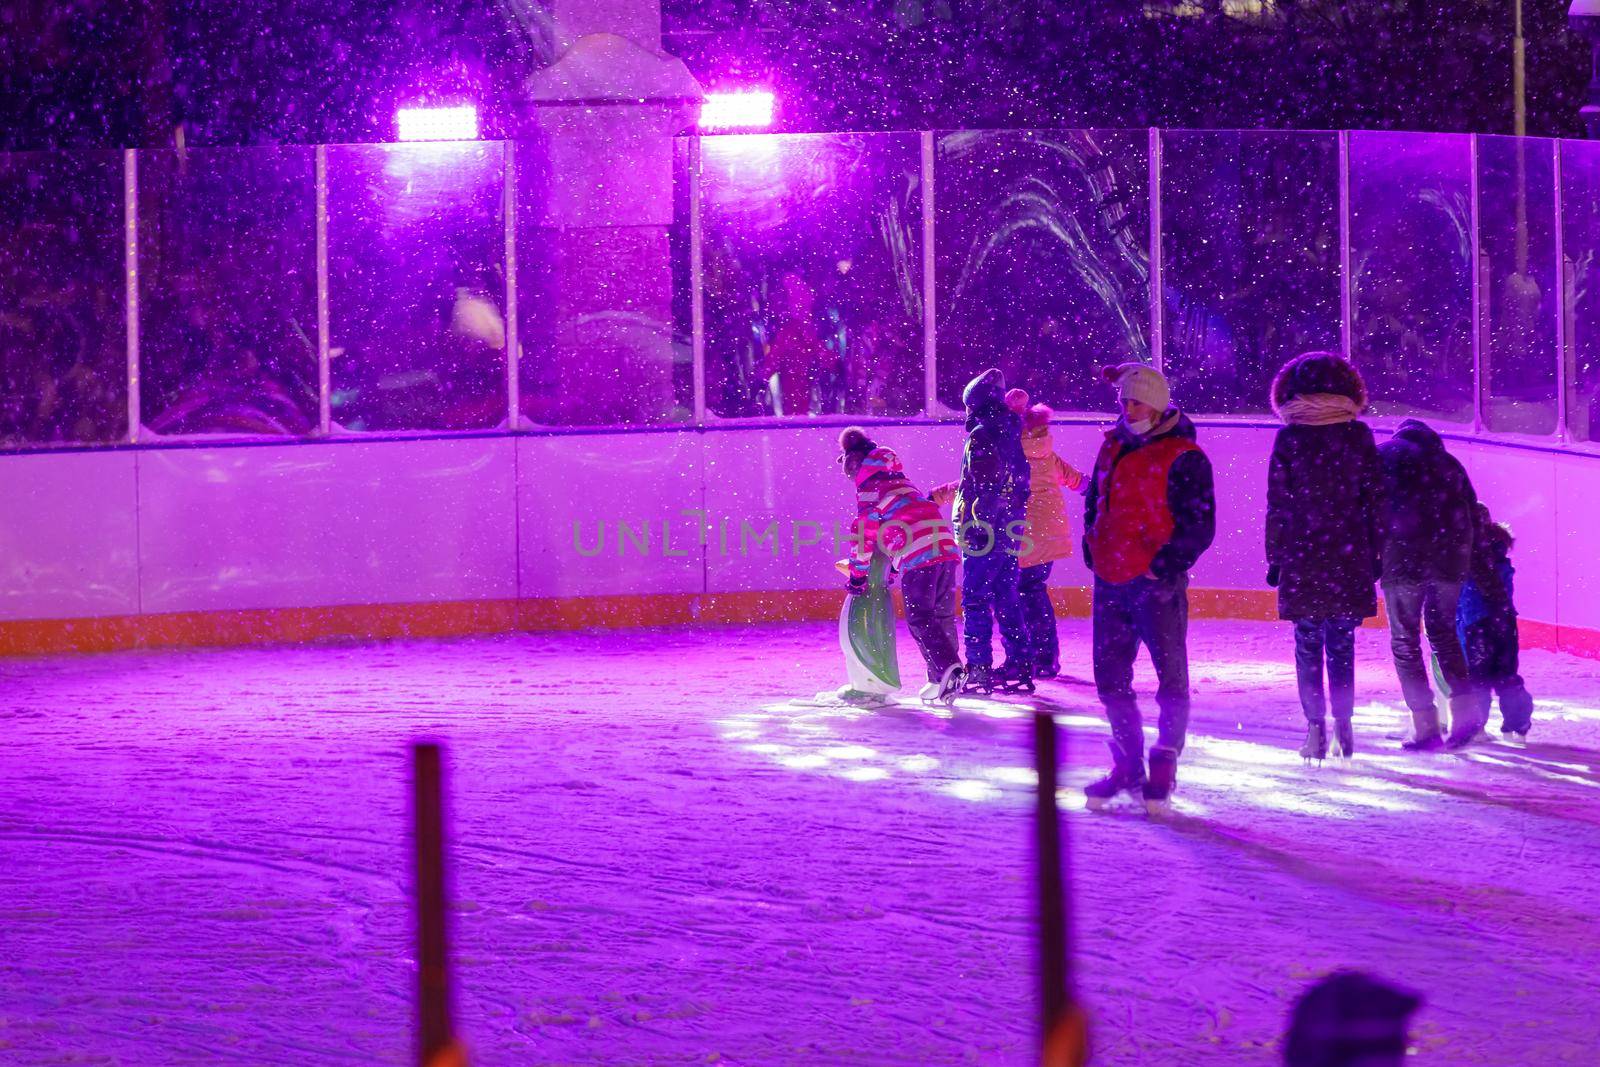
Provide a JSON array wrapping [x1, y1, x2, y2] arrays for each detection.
[[1401, 705, 1444, 751], [962, 664, 994, 694], [1331, 716, 1355, 760], [1085, 745, 1145, 811], [1299, 719, 1328, 765], [1143, 746, 1179, 815], [1445, 690, 1491, 749], [995, 659, 1035, 694]]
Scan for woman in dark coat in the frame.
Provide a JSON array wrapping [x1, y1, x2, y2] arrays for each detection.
[[1266, 352, 1384, 761]]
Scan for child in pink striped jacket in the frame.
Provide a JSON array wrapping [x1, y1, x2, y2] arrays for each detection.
[[838, 427, 965, 700]]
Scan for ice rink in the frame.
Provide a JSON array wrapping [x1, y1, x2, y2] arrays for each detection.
[[3, 617, 1599, 1065]]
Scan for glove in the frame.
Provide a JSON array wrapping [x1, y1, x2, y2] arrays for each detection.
[[846, 576, 868, 597], [1266, 564, 1281, 588]]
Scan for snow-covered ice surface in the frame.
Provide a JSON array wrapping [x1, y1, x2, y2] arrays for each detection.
[[3, 618, 1600, 1065]]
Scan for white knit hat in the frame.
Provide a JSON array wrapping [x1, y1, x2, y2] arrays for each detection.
[[1101, 363, 1170, 412]]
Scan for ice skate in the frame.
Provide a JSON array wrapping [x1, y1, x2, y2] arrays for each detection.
[[1401, 731, 1444, 752], [1331, 717, 1355, 761], [963, 665, 995, 695], [1501, 729, 1529, 748], [1444, 726, 1488, 751], [1034, 656, 1061, 680], [936, 664, 966, 704], [1084, 764, 1146, 811], [1299, 720, 1328, 765], [994, 660, 1035, 695], [921, 665, 965, 706], [1143, 746, 1179, 815]]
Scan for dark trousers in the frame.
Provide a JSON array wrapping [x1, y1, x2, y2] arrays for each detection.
[[1461, 617, 1534, 734], [1093, 574, 1191, 773], [902, 560, 962, 683], [1019, 562, 1058, 669], [1383, 580, 1488, 740], [1293, 618, 1359, 724], [962, 533, 1030, 669]]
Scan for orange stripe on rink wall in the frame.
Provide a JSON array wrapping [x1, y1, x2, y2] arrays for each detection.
[[0, 590, 1593, 660]]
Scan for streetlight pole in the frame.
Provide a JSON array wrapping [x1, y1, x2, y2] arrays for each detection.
[[1515, 0, 1527, 137]]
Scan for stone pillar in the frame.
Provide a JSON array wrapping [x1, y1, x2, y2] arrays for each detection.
[[515, 15, 701, 426]]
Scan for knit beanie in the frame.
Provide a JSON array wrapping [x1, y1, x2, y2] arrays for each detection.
[[1004, 388, 1030, 414], [1101, 363, 1170, 412], [838, 426, 876, 468], [1022, 402, 1053, 434]]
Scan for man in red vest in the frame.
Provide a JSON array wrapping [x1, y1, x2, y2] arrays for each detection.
[[1081, 363, 1216, 814]]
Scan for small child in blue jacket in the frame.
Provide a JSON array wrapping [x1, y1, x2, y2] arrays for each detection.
[[1458, 503, 1534, 743]]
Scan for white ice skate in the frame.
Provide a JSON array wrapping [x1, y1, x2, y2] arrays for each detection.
[[920, 665, 965, 707]]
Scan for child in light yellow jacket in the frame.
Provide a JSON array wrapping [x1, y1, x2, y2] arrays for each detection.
[[1007, 389, 1087, 678]]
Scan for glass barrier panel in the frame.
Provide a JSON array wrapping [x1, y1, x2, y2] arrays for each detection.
[[326, 141, 506, 432], [935, 129, 1150, 414], [137, 147, 318, 437], [1561, 139, 1600, 443], [701, 132, 924, 419], [0, 151, 127, 447], [1478, 136, 1559, 436], [1160, 130, 1340, 415], [1348, 131, 1475, 422], [514, 130, 692, 427]]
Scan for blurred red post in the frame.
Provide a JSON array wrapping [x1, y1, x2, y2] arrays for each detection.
[[1034, 711, 1089, 1066], [413, 742, 457, 1067]]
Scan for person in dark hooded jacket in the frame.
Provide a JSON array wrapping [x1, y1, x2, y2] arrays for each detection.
[[933, 367, 1033, 692], [1081, 363, 1215, 813], [1266, 352, 1384, 762], [1377, 418, 1489, 749]]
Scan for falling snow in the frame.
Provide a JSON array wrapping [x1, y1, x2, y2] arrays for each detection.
[[2, 618, 1599, 1064]]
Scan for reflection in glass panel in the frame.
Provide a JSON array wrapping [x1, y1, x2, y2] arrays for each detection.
[[1161, 131, 1340, 415], [701, 133, 923, 419], [936, 130, 1149, 413], [327, 142, 505, 432], [0, 152, 126, 447], [1349, 132, 1474, 422], [514, 134, 692, 427], [1563, 139, 1600, 443], [1478, 136, 1558, 436], [139, 147, 317, 437]]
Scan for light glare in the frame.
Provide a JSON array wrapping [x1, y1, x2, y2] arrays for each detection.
[[396, 105, 479, 142], [699, 91, 776, 130]]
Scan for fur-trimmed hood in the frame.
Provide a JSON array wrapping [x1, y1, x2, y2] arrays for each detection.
[[1271, 351, 1368, 414]]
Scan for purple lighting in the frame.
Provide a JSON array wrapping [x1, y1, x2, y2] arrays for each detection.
[[699, 91, 776, 131], [395, 105, 479, 142]]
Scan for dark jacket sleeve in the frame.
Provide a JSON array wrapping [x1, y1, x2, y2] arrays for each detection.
[[1151, 449, 1216, 579], [1444, 456, 1479, 581], [1265, 432, 1291, 567], [1361, 431, 1385, 579], [1081, 447, 1104, 572]]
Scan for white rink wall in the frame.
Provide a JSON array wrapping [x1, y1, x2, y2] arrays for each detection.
[[1, 422, 1598, 649]]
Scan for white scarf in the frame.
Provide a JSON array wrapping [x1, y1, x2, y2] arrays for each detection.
[[1277, 393, 1361, 426]]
